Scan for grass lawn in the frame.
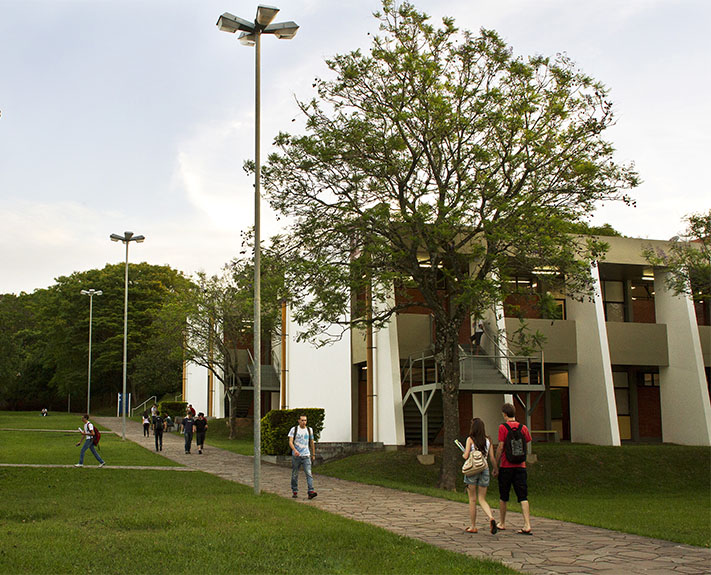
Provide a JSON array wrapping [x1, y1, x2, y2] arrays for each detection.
[[0, 469, 515, 574], [317, 443, 711, 548], [0, 411, 178, 467], [199, 417, 255, 456]]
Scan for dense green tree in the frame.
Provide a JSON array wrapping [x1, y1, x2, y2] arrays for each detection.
[[0, 263, 191, 411], [180, 247, 286, 438], [262, 1, 638, 488]]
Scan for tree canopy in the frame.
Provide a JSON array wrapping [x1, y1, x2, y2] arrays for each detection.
[[262, 1, 638, 488], [0, 263, 191, 411]]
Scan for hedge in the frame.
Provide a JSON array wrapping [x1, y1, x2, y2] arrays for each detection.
[[261, 408, 325, 456], [158, 401, 187, 420]]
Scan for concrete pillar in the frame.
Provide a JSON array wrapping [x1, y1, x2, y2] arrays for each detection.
[[566, 264, 621, 445], [374, 288, 406, 446], [654, 270, 711, 445], [473, 393, 507, 444]]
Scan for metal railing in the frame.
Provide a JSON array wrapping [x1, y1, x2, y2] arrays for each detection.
[[131, 395, 156, 417]]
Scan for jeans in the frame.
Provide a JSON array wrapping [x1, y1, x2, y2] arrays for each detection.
[[155, 431, 163, 451], [79, 438, 104, 464], [291, 455, 314, 493], [184, 431, 193, 453]]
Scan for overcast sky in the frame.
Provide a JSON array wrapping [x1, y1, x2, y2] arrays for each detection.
[[1, 0, 708, 295]]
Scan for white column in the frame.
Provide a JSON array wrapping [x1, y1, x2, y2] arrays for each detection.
[[566, 264, 621, 445], [374, 304, 406, 446], [654, 270, 711, 445]]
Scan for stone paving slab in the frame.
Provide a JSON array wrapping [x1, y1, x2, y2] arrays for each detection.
[[95, 417, 711, 575]]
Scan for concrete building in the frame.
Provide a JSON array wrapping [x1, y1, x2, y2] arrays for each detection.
[[185, 235, 711, 446]]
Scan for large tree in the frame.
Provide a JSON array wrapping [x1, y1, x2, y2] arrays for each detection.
[[262, 1, 638, 488], [180, 249, 286, 438]]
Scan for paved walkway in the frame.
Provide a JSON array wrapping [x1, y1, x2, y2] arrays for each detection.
[[95, 417, 710, 575]]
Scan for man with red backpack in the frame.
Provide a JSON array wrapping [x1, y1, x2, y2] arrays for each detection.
[[74, 415, 105, 468], [495, 403, 531, 534]]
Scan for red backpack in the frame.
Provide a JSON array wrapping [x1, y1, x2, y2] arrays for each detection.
[[91, 424, 101, 446]]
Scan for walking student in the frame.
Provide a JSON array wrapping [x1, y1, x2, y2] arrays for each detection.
[[142, 412, 150, 437], [182, 412, 195, 454], [495, 403, 533, 535], [288, 415, 317, 500], [195, 412, 208, 454], [462, 418, 499, 534], [75, 415, 105, 467], [154, 412, 165, 452]]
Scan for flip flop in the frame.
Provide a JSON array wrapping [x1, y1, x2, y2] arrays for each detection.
[[490, 519, 498, 534], [464, 527, 478, 533], [517, 529, 533, 536]]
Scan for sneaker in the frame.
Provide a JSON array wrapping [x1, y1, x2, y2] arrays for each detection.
[[198, 449, 202, 454], [74, 463, 83, 467], [292, 492, 298, 498], [99, 462, 105, 468], [307, 491, 318, 500]]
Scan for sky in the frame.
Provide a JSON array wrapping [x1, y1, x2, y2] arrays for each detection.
[[1, 0, 708, 295]]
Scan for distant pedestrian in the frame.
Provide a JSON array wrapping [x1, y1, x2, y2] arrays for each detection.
[[194, 412, 208, 454], [182, 413, 195, 454], [288, 415, 317, 500], [462, 418, 499, 534], [142, 413, 150, 437], [187, 404, 196, 418], [471, 321, 484, 354], [74, 415, 105, 467], [41, 408, 48, 416], [151, 403, 158, 419], [495, 403, 532, 535], [154, 412, 165, 452]]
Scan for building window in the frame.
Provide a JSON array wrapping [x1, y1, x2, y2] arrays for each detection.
[[602, 280, 625, 322], [641, 372, 660, 387]]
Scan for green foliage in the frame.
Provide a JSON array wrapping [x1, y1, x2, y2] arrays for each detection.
[[262, 0, 638, 488], [260, 408, 325, 455], [158, 401, 187, 420], [0, 264, 192, 411]]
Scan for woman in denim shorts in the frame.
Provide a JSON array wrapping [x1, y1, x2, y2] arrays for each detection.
[[463, 418, 499, 534]]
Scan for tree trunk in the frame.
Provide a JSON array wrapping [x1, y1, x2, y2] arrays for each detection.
[[227, 387, 240, 440], [437, 326, 462, 491]]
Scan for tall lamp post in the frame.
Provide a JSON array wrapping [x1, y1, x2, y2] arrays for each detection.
[[217, 5, 299, 495], [110, 231, 145, 440], [80, 288, 102, 414]]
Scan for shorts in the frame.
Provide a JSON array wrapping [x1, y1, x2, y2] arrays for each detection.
[[498, 467, 528, 503], [464, 468, 490, 487]]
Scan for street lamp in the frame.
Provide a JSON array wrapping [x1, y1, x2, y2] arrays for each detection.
[[80, 289, 102, 414], [217, 5, 299, 495], [110, 231, 145, 440]]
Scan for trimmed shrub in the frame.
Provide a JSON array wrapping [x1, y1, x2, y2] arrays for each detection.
[[261, 408, 325, 455], [159, 401, 187, 420]]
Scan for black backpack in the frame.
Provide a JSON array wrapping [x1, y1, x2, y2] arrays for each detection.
[[503, 422, 526, 464], [154, 416, 163, 434]]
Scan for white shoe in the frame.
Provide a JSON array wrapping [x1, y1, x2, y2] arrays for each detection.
[[99, 462, 106, 468], [74, 463, 83, 467]]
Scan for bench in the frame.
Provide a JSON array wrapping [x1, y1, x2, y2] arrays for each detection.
[[530, 429, 559, 442]]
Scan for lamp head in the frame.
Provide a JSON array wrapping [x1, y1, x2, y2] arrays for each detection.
[[110, 233, 123, 242], [264, 21, 299, 39], [133, 235, 145, 243], [256, 5, 279, 28], [217, 12, 255, 34]]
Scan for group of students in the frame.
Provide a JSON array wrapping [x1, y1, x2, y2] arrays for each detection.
[[142, 404, 208, 454], [461, 402, 533, 535]]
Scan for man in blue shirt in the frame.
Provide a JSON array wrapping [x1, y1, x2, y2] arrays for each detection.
[[288, 415, 317, 499]]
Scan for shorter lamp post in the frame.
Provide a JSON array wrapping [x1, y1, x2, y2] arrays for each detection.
[[110, 231, 145, 440], [80, 289, 102, 414]]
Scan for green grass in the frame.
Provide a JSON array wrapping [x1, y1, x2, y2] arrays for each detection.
[[0, 467, 516, 574], [200, 417, 255, 456], [317, 444, 711, 547], [0, 411, 178, 467]]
